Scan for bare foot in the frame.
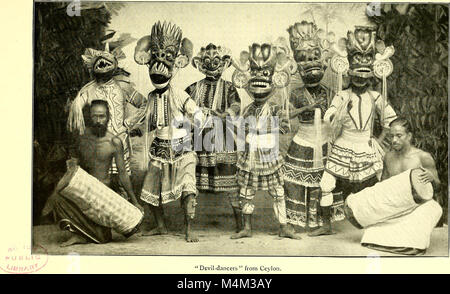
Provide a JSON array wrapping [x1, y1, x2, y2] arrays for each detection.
[[185, 232, 199, 243], [307, 226, 335, 237], [230, 229, 252, 239], [60, 234, 88, 247], [141, 227, 168, 236], [279, 225, 302, 240]]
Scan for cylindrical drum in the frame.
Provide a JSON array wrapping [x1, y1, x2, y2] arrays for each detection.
[[56, 165, 143, 236], [345, 168, 433, 228]]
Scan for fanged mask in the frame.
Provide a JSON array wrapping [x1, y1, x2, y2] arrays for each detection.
[[134, 21, 193, 88], [82, 46, 119, 81], [232, 42, 296, 105], [288, 21, 326, 86], [346, 26, 377, 79], [192, 43, 232, 79], [248, 43, 277, 102]]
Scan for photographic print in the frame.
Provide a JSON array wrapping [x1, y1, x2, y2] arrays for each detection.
[[31, 1, 448, 257]]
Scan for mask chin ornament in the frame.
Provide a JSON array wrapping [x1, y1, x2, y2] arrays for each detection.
[[232, 42, 297, 105], [287, 21, 327, 87], [192, 44, 232, 79], [134, 21, 193, 88]]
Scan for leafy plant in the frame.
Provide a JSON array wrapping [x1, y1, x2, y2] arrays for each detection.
[[33, 2, 119, 224], [369, 4, 448, 224]]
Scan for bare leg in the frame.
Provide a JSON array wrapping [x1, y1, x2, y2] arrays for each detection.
[[230, 214, 252, 239], [141, 205, 168, 236], [279, 223, 302, 239], [308, 206, 334, 237], [183, 194, 199, 243], [60, 234, 88, 247], [232, 206, 243, 233]]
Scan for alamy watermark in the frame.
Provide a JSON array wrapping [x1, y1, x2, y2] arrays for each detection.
[[63, 1, 382, 18], [168, 114, 282, 163], [366, 3, 381, 17]]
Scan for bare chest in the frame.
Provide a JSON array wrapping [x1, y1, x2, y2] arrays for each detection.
[[387, 155, 422, 175], [79, 138, 115, 165]]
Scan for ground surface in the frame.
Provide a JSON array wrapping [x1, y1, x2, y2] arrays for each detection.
[[33, 191, 448, 257], [33, 128, 448, 256]]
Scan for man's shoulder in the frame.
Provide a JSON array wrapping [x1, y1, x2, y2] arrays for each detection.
[[107, 132, 121, 144], [172, 86, 190, 98], [415, 148, 434, 161]]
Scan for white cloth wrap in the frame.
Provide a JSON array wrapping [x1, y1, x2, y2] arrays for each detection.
[[57, 166, 143, 235], [346, 169, 433, 228], [361, 200, 442, 250]]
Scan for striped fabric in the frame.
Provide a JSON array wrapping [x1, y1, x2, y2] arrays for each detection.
[[140, 137, 198, 206], [58, 166, 143, 235]]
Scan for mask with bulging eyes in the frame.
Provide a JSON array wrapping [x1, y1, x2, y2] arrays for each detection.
[[192, 43, 232, 79], [134, 21, 193, 87], [346, 26, 377, 79], [82, 45, 120, 82], [287, 21, 327, 86], [232, 42, 297, 105]]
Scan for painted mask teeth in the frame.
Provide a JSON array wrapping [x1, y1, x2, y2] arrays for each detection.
[[251, 81, 269, 88], [355, 67, 371, 72], [151, 62, 170, 76], [95, 58, 112, 70]]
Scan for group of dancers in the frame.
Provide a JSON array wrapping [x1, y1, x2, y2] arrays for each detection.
[[41, 20, 443, 255]]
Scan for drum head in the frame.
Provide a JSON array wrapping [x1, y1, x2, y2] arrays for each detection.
[[410, 168, 434, 202]]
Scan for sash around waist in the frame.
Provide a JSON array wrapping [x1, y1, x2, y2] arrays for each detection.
[[293, 122, 329, 146], [338, 129, 371, 144], [155, 126, 188, 140]]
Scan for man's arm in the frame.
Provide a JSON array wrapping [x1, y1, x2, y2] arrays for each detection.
[[120, 80, 148, 133], [374, 93, 397, 149], [381, 153, 391, 181], [67, 133, 81, 167], [419, 151, 441, 185], [112, 137, 144, 212]]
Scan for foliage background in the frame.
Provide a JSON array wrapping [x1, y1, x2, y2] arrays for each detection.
[[369, 4, 448, 224], [33, 3, 448, 225], [33, 2, 117, 224]]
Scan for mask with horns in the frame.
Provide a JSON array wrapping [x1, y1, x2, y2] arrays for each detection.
[[82, 42, 125, 82], [134, 21, 193, 87]]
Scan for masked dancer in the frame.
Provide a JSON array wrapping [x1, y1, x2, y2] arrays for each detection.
[[131, 21, 204, 242], [185, 43, 242, 232], [311, 26, 398, 236], [230, 42, 300, 239]]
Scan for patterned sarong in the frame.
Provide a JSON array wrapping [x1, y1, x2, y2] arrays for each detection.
[[140, 136, 198, 206]]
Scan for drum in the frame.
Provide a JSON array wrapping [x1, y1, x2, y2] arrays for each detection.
[[55, 165, 143, 236], [345, 168, 433, 228]]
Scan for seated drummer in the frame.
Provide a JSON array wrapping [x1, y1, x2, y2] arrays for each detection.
[[42, 100, 143, 247], [361, 117, 442, 255], [381, 117, 440, 187]]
